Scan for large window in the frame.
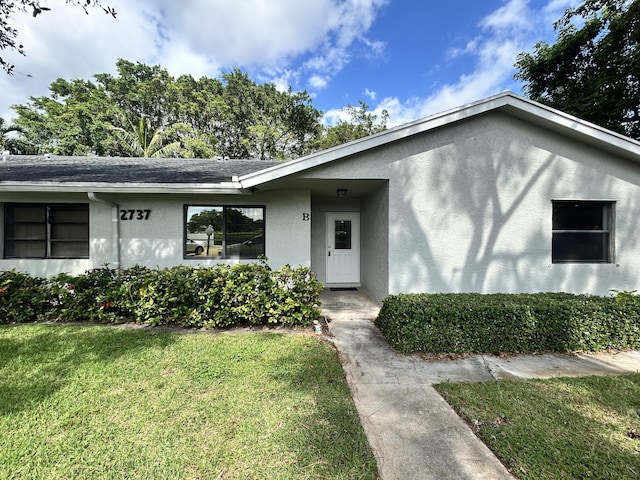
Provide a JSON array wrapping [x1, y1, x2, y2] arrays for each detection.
[[552, 201, 614, 263], [185, 205, 265, 259], [4, 203, 89, 259]]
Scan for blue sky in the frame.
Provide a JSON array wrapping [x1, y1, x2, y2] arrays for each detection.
[[0, 0, 578, 126]]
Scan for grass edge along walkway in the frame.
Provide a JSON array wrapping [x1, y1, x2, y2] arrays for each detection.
[[435, 373, 640, 480], [0, 323, 377, 480]]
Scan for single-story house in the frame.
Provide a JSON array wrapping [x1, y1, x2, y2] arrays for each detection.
[[2, 92, 640, 301]]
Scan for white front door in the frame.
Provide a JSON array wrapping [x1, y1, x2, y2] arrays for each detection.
[[326, 212, 360, 285]]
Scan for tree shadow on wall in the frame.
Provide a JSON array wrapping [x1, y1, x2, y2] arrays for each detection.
[[393, 117, 559, 293]]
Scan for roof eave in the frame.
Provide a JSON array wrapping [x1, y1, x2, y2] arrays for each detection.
[[500, 95, 640, 160], [237, 92, 515, 188], [238, 92, 640, 188], [0, 182, 248, 194]]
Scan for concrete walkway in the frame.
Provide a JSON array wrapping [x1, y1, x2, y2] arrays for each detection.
[[320, 289, 640, 480]]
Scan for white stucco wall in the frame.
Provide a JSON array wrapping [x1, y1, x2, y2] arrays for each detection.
[[360, 183, 389, 300], [387, 113, 640, 296], [298, 111, 640, 297], [5, 111, 640, 298], [0, 189, 310, 277], [260, 189, 311, 268]]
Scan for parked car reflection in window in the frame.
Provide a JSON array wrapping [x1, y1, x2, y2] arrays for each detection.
[[226, 235, 264, 258], [185, 239, 205, 256], [184, 206, 265, 259]]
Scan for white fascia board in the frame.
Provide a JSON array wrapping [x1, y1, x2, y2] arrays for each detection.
[[0, 182, 248, 194], [502, 95, 640, 158], [238, 91, 640, 188], [237, 93, 516, 188]]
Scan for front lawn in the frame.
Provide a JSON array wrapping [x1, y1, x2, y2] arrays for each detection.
[[0, 324, 377, 479], [435, 374, 640, 479]]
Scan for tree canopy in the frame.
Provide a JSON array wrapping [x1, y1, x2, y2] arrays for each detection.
[[515, 0, 640, 139], [0, 0, 116, 74], [108, 116, 180, 159], [315, 101, 389, 151], [0, 116, 23, 152], [6, 60, 387, 160]]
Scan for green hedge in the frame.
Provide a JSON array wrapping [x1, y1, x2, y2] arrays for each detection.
[[375, 292, 640, 354], [0, 262, 323, 328]]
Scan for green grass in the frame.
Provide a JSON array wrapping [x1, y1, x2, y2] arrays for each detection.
[[435, 374, 640, 479], [0, 324, 377, 479]]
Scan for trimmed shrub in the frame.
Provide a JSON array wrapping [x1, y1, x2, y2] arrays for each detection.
[[0, 270, 47, 323], [375, 292, 640, 355], [270, 265, 325, 326], [45, 267, 124, 322], [0, 263, 323, 328]]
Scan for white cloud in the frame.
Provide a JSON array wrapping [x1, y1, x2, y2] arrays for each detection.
[[155, 0, 336, 65], [0, 0, 156, 119], [160, 41, 221, 79], [541, 0, 584, 28], [480, 0, 533, 34], [0, 0, 573, 135], [372, 0, 568, 126], [266, 69, 299, 93], [0, 0, 389, 120], [309, 75, 329, 90], [323, 107, 350, 126], [362, 38, 387, 61], [448, 38, 480, 59], [543, 0, 580, 17], [143, 0, 389, 92]]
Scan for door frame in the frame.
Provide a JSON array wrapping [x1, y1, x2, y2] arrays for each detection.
[[326, 212, 360, 286]]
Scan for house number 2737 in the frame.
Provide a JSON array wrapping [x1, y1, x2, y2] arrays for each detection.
[[120, 209, 151, 220]]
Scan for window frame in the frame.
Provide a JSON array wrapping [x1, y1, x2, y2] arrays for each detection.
[[183, 205, 265, 260], [3, 203, 90, 259], [551, 200, 615, 264]]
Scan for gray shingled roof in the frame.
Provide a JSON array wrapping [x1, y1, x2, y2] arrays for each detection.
[[0, 155, 280, 184]]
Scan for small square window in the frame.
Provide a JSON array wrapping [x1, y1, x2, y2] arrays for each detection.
[[552, 201, 614, 263], [4, 203, 89, 259]]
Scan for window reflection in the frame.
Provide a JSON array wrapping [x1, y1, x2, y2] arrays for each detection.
[[335, 220, 352, 249], [185, 206, 264, 259]]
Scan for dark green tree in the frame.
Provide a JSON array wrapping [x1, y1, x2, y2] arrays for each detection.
[[13, 76, 117, 155], [108, 116, 180, 158], [515, 0, 640, 139], [0, 116, 23, 152], [95, 61, 174, 130], [216, 69, 322, 160], [165, 74, 223, 158], [187, 209, 223, 234], [12, 61, 323, 159], [225, 208, 262, 233], [317, 101, 389, 150]]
